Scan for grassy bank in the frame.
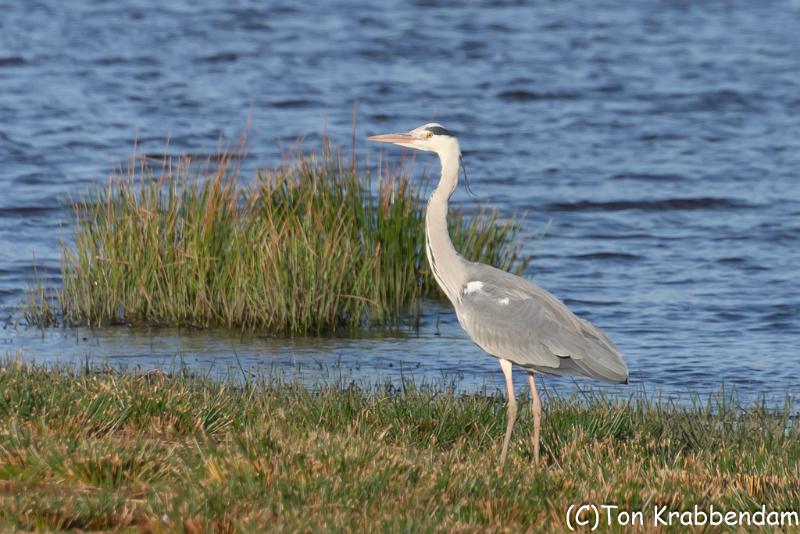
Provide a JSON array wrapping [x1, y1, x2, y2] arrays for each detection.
[[0, 362, 797, 532], [27, 141, 527, 334]]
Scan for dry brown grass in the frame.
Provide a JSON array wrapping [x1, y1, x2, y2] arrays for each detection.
[[0, 361, 797, 532]]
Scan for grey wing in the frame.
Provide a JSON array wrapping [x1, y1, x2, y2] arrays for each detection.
[[454, 265, 628, 383]]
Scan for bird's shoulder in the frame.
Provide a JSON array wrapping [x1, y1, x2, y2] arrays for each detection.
[[457, 263, 579, 328]]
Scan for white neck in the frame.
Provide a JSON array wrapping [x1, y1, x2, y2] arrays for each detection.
[[425, 141, 468, 303]]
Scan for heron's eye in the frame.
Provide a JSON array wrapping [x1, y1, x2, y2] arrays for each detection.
[[425, 131, 433, 139]]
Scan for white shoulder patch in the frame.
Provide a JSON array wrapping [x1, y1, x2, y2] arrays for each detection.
[[464, 281, 484, 294], [498, 297, 509, 305]]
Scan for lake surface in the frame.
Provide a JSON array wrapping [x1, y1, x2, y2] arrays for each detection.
[[1, 0, 799, 403]]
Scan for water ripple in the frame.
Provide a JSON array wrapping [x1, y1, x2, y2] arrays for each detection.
[[548, 198, 755, 212], [0, 56, 27, 67]]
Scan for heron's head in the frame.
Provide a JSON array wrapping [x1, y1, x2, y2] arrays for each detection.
[[367, 123, 459, 155]]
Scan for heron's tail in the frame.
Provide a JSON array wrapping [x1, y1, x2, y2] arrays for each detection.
[[571, 318, 629, 383]]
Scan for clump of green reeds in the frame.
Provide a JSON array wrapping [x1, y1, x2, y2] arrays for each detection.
[[0, 361, 797, 532], [28, 140, 528, 333]]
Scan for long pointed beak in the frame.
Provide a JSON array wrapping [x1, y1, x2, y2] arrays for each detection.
[[367, 132, 415, 145]]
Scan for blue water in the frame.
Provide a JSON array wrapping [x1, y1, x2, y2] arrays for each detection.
[[1, 0, 799, 403]]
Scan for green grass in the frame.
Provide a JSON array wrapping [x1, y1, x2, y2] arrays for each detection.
[[0, 361, 797, 532], [26, 142, 528, 334]]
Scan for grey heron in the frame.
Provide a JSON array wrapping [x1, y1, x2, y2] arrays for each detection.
[[368, 123, 629, 470]]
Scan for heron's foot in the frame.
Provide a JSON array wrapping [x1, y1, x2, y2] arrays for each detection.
[[531, 420, 541, 467], [528, 371, 542, 468], [498, 359, 517, 475], [498, 442, 510, 475]]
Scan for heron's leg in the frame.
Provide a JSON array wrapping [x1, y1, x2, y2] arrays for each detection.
[[528, 371, 541, 465], [498, 358, 517, 472]]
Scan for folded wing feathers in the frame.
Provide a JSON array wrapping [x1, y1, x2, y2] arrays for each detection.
[[458, 265, 629, 383]]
